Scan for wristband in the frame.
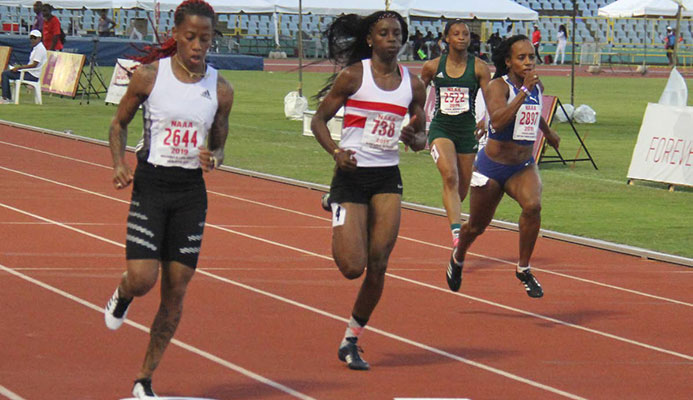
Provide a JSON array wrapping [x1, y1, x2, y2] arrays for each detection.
[[209, 156, 218, 169], [520, 86, 531, 96]]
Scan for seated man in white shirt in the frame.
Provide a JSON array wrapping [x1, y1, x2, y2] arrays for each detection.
[[1, 30, 48, 104]]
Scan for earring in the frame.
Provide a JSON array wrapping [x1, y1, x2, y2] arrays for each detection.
[[368, 43, 372, 47]]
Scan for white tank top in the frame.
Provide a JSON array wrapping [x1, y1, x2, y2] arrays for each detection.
[[340, 59, 412, 167], [137, 57, 218, 169]]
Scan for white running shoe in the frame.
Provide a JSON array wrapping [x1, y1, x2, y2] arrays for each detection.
[[104, 287, 132, 330], [132, 378, 157, 398]]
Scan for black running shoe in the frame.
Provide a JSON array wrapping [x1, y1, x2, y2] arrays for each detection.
[[516, 270, 543, 298], [338, 338, 370, 370], [132, 378, 157, 398], [446, 253, 463, 292], [321, 193, 332, 212]]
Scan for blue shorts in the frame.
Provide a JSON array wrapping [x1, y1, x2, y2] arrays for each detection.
[[474, 148, 534, 188]]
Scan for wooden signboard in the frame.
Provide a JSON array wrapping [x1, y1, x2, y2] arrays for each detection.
[[0, 46, 11, 72], [41, 51, 86, 97]]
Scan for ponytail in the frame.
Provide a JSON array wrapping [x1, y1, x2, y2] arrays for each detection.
[[132, 0, 215, 64]]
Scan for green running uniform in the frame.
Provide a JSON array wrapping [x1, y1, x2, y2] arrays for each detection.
[[427, 53, 480, 154]]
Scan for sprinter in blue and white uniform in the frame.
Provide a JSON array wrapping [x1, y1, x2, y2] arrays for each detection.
[[446, 35, 560, 298], [103, 1, 234, 397]]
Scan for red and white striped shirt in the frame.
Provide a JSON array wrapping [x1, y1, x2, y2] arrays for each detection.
[[340, 59, 412, 167]]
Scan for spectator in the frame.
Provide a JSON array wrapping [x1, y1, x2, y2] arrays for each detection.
[[469, 31, 481, 56], [32, 1, 43, 31], [486, 30, 502, 57], [127, 19, 143, 40], [532, 24, 542, 64], [98, 9, 116, 37], [20, 19, 30, 34], [430, 31, 444, 59], [665, 26, 676, 66], [41, 4, 63, 51], [413, 29, 425, 60], [554, 24, 568, 64], [0, 30, 47, 104], [505, 23, 514, 39]]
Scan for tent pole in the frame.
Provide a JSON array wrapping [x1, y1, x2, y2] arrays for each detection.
[[571, 0, 576, 106], [298, 0, 303, 97], [674, 4, 682, 67]]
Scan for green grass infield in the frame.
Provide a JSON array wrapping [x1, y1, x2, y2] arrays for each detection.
[[1, 66, 691, 260]]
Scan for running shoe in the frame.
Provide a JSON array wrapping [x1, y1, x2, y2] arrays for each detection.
[[516, 270, 543, 298], [446, 252, 463, 292], [104, 287, 132, 330], [338, 337, 370, 370], [321, 193, 332, 212], [132, 378, 157, 398]]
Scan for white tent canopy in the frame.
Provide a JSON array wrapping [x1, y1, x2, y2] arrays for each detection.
[[598, 0, 693, 18], [394, 0, 538, 20], [274, 0, 402, 16]]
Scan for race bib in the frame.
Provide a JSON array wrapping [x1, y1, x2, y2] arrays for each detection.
[[148, 118, 206, 168], [440, 86, 470, 115], [513, 103, 540, 141], [362, 111, 403, 150]]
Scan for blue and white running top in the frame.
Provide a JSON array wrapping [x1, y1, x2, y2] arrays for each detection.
[[488, 74, 542, 146]]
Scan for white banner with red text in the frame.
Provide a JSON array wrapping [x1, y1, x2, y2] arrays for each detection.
[[627, 103, 693, 187]]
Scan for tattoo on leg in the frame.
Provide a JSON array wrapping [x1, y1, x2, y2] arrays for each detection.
[[142, 302, 183, 374]]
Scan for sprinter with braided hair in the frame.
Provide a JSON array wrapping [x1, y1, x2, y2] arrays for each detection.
[[311, 10, 427, 370], [104, 0, 233, 397]]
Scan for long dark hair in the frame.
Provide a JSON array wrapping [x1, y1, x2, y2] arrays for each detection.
[[558, 24, 569, 40], [491, 34, 529, 79], [132, 0, 215, 64], [315, 10, 408, 100]]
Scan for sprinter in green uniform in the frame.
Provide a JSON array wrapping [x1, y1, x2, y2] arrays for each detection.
[[421, 19, 491, 246]]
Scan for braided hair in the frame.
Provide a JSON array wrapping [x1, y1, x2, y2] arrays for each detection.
[[315, 10, 408, 100], [132, 0, 215, 65], [491, 34, 529, 79]]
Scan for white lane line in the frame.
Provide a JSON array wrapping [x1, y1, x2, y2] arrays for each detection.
[[0, 204, 587, 400], [0, 385, 26, 400], [0, 261, 315, 400], [208, 191, 693, 308], [2, 147, 691, 307], [1, 169, 692, 359]]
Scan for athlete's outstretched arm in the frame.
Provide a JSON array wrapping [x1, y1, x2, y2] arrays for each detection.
[[108, 63, 156, 189], [199, 75, 234, 172]]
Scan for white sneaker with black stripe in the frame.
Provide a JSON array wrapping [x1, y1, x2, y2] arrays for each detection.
[[104, 287, 132, 330], [132, 378, 157, 398]]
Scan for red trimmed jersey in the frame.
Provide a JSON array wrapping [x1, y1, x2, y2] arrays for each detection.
[[340, 59, 412, 167]]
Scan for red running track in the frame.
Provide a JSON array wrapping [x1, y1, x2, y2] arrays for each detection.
[[0, 124, 691, 400]]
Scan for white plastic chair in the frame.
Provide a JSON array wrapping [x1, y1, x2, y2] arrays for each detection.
[[13, 67, 44, 105]]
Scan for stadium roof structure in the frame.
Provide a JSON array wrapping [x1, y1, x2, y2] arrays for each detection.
[[1, 0, 538, 20], [598, 0, 693, 18], [393, 0, 538, 20]]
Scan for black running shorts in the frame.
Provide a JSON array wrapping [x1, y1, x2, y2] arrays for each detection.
[[125, 162, 207, 269], [329, 165, 403, 205]]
